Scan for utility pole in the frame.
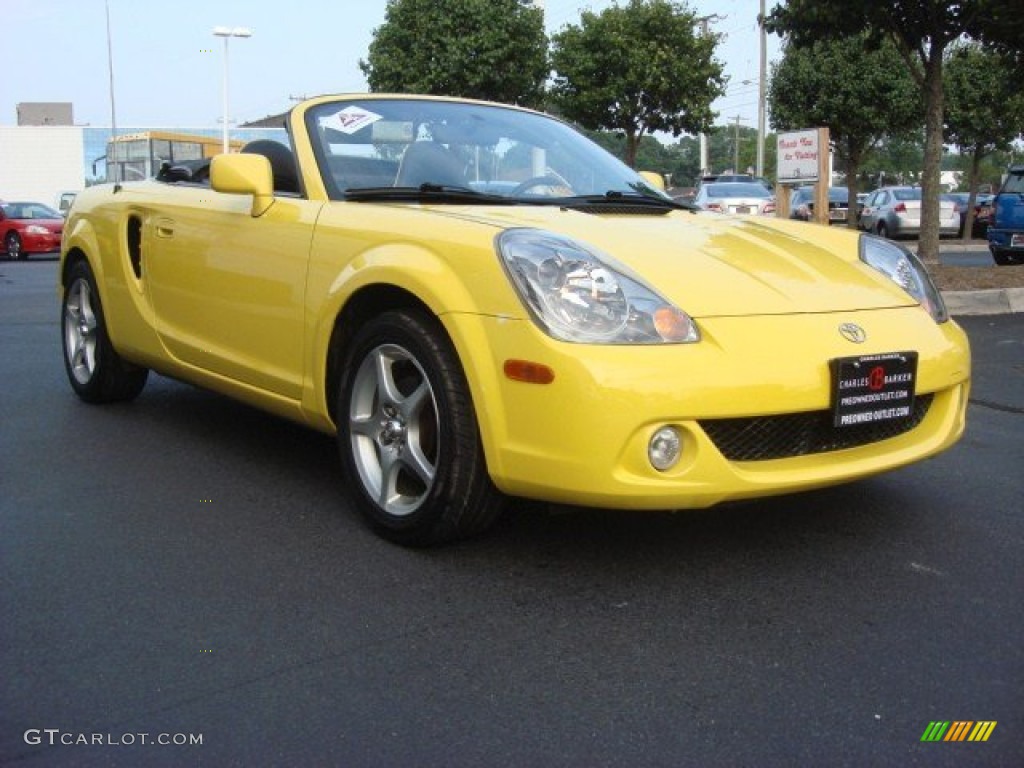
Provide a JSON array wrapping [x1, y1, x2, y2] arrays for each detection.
[[732, 115, 746, 173], [695, 14, 724, 178]]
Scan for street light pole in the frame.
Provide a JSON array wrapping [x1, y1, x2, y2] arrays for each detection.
[[757, 0, 767, 177], [212, 26, 252, 154]]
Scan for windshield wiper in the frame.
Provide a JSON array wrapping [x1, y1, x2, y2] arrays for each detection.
[[344, 183, 517, 205]]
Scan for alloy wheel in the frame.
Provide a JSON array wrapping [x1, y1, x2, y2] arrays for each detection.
[[348, 343, 439, 517], [64, 277, 99, 385]]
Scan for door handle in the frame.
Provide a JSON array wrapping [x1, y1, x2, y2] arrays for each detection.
[[155, 218, 175, 238]]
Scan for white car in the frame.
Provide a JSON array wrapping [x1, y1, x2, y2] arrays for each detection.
[[859, 186, 959, 239], [693, 182, 776, 215]]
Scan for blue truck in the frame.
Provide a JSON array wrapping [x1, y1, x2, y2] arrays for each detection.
[[988, 165, 1024, 266]]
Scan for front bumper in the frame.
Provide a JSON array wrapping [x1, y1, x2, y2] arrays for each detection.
[[23, 232, 63, 253], [457, 307, 970, 509]]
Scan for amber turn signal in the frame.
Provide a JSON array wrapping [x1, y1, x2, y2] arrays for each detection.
[[503, 359, 555, 384]]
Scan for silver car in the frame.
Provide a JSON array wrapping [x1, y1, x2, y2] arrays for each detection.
[[859, 186, 959, 239], [693, 182, 776, 216]]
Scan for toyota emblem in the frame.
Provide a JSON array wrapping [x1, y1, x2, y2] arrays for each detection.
[[839, 323, 867, 343]]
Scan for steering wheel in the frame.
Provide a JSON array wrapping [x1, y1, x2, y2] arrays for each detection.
[[510, 175, 572, 196]]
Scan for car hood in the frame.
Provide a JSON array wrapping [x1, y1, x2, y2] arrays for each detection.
[[423, 206, 916, 317]]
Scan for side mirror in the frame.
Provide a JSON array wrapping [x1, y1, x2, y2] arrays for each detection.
[[638, 171, 666, 191], [211, 154, 275, 217]]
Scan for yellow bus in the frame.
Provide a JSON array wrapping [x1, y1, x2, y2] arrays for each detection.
[[105, 131, 244, 182]]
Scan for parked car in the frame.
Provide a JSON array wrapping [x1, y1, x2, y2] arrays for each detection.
[[1, 201, 64, 260], [693, 182, 776, 215], [59, 93, 969, 545], [698, 173, 773, 191], [859, 186, 960, 239], [940, 192, 992, 238], [790, 186, 855, 224], [987, 165, 1024, 265]]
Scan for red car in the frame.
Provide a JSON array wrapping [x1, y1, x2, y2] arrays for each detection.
[[1, 201, 64, 260]]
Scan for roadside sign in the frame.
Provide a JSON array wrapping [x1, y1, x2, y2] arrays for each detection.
[[777, 129, 826, 183]]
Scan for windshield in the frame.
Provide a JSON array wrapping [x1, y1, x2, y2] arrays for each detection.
[[1, 202, 61, 219], [704, 183, 771, 198], [1002, 170, 1024, 195], [893, 188, 922, 201], [305, 98, 665, 202]]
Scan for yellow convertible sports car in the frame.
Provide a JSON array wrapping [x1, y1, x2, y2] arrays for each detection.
[[60, 94, 970, 545]]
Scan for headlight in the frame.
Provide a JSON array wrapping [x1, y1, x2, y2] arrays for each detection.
[[496, 229, 699, 344], [859, 235, 948, 323]]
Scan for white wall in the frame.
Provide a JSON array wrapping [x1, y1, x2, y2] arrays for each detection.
[[0, 127, 84, 206]]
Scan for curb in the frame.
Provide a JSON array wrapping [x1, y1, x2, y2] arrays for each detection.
[[928, 241, 1023, 316], [943, 287, 1024, 316]]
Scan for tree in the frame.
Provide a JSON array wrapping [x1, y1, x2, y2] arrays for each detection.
[[944, 41, 1024, 237], [768, 35, 922, 228], [859, 135, 926, 188], [765, 0, 1022, 260], [359, 0, 547, 108], [549, 0, 726, 168], [583, 130, 683, 177]]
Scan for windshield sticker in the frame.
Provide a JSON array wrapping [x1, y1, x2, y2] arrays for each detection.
[[320, 106, 383, 135]]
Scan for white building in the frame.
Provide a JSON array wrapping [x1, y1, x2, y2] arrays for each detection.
[[0, 127, 85, 205]]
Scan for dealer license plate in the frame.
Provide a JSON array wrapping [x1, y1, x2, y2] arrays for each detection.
[[830, 352, 917, 427]]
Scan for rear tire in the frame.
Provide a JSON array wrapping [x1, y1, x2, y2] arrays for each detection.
[[990, 249, 1019, 266], [336, 309, 505, 546], [61, 259, 148, 403], [876, 221, 888, 239]]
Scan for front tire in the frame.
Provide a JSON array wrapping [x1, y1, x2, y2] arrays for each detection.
[[61, 259, 148, 403], [336, 309, 505, 546], [5, 231, 22, 260]]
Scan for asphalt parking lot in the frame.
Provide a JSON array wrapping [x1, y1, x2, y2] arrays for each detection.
[[2, 259, 1021, 767]]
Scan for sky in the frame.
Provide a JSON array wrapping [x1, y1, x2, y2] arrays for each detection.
[[0, 0, 779, 133]]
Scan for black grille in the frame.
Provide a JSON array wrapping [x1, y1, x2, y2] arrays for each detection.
[[699, 394, 934, 461], [571, 204, 671, 216]]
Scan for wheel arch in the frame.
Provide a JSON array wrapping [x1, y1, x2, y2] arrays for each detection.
[[319, 281, 511, 482], [324, 284, 432, 425], [61, 246, 92, 287], [60, 214, 107, 290]]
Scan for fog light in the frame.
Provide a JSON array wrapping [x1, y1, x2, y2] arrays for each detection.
[[648, 426, 682, 471]]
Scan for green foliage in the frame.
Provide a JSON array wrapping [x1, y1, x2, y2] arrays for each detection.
[[768, 34, 922, 216], [764, 1, 1018, 67], [764, 0, 1021, 253], [943, 40, 1024, 229], [549, 0, 726, 167], [579, 127, 777, 191], [769, 36, 921, 150], [359, 0, 547, 107], [583, 130, 679, 173], [944, 42, 1024, 157], [858, 135, 925, 186]]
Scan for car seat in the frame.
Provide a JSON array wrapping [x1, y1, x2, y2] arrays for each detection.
[[394, 142, 467, 188], [240, 140, 301, 195]]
